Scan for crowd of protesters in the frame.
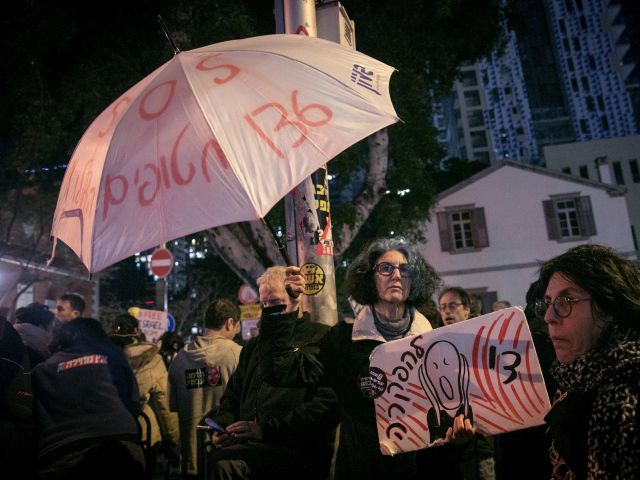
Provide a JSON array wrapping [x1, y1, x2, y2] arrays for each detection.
[[1, 240, 639, 479]]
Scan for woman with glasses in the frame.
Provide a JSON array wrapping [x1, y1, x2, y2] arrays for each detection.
[[259, 237, 475, 479], [534, 244, 640, 479]]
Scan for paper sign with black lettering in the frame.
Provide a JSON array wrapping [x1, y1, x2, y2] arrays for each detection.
[[369, 307, 551, 455]]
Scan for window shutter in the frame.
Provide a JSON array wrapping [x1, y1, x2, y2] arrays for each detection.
[[437, 211, 453, 252], [577, 196, 597, 236], [542, 200, 559, 240], [484, 291, 498, 315], [471, 207, 489, 248]]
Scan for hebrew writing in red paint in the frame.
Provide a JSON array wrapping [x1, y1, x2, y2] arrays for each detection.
[[369, 307, 551, 455]]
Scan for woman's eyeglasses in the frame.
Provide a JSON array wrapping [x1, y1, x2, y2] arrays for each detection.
[[533, 296, 591, 318], [373, 262, 412, 278]]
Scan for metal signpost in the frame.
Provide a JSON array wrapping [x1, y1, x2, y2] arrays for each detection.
[[274, 0, 354, 326], [150, 247, 173, 312]]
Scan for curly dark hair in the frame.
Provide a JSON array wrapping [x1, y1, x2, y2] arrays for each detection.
[[537, 244, 640, 333], [345, 237, 441, 306]]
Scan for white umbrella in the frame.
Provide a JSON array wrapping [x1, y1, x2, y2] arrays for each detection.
[[50, 34, 398, 273]]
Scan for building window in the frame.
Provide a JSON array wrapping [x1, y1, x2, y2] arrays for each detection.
[[597, 96, 605, 110], [564, 0, 574, 12], [571, 78, 579, 92], [467, 110, 484, 128], [579, 16, 587, 29], [543, 196, 597, 241], [613, 161, 625, 185], [562, 167, 572, 174], [461, 69, 478, 87], [470, 131, 488, 148], [581, 77, 590, 92], [579, 165, 589, 179], [567, 58, 575, 71], [437, 207, 489, 253], [630, 159, 640, 183], [563, 38, 571, 52], [588, 55, 596, 70], [464, 91, 481, 108], [601, 115, 610, 131], [586, 96, 595, 111], [580, 119, 589, 134], [559, 19, 566, 33], [572, 38, 581, 51]]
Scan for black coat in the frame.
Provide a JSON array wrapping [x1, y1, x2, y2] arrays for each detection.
[[213, 312, 339, 474]]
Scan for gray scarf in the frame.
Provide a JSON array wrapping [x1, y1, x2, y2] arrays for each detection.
[[371, 305, 414, 341]]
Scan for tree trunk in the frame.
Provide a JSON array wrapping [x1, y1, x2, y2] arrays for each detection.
[[205, 220, 284, 285]]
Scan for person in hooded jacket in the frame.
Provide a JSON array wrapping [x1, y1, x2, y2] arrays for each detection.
[[109, 313, 179, 475], [168, 299, 242, 479], [1, 316, 36, 478], [32, 317, 144, 480]]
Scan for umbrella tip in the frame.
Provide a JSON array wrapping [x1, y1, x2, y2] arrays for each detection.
[[157, 15, 181, 55]]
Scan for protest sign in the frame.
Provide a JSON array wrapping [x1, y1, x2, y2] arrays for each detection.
[[369, 307, 551, 455], [128, 307, 169, 344]]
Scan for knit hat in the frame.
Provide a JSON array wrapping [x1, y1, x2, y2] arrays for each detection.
[[15, 303, 55, 327]]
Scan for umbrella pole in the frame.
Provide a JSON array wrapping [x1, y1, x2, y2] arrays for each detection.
[[262, 218, 295, 267], [157, 15, 180, 55]]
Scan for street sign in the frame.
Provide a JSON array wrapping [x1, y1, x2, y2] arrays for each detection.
[[239, 304, 261, 320], [150, 248, 173, 278], [238, 284, 259, 305]]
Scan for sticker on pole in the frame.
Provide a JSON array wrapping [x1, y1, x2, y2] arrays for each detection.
[[300, 263, 325, 295], [150, 248, 173, 278]]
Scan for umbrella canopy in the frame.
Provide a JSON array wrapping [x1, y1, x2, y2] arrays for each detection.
[[51, 34, 399, 273]]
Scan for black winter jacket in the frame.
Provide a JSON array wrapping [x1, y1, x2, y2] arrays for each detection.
[[213, 312, 339, 473]]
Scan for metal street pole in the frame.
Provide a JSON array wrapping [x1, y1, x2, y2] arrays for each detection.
[[274, 0, 338, 326]]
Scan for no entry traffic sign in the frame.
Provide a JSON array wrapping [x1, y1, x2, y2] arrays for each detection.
[[150, 248, 173, 278]]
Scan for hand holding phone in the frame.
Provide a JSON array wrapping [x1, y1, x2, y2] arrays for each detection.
[[196, 417, 227, 434]]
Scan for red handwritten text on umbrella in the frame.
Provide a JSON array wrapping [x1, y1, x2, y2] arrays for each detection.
[[245, 90, 332, 158], [51, 35, 399, 273], [102, 124, 227, 220], [196, 54, 240, 85]]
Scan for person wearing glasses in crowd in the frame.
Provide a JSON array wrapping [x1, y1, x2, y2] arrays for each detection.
[[534, 244, 640, 479], [437, 286, 496, 480], [438, 286, 473, 326], [259, 237, 475, 480]]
